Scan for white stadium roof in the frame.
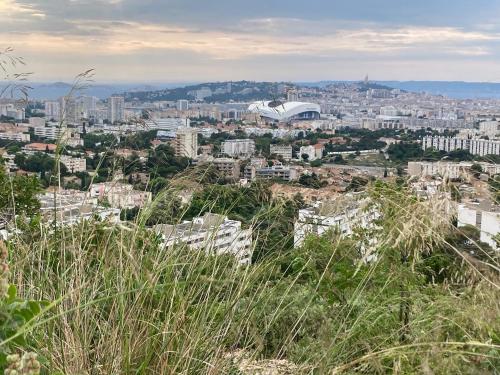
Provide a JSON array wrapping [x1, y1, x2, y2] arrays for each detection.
[[248, 100, 321, 121]]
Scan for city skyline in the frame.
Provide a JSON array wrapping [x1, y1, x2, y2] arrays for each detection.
[[2, 0, 500, 82]]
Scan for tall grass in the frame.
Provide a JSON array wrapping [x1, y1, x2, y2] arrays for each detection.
[[4, 178, 499, 374]]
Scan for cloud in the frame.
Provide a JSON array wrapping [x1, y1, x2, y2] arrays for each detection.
[[0, 0, 46, 19], [1, 1, 500, 81]]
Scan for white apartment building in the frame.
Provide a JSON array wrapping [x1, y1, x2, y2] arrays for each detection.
[[90, 182, 152, 209], [270, 144, 293, 161], [44, 101, 60, 121], [478, 121, 499, 135], [177, 100, 189, 111], [0, 129, 30, 142], [294, 195, 378, 248], [60, 155, 87, 173], [78, 96, 98, 118], [175, 128, 198, 159], [221, 139, 255, 158], [422, 136, 500, 156], [38, 190, 121, 227], [108, 96, 125, 124], [154, 213, 253, 264], [458, 204, 499, 250], [407, 161, 500, 179], [59, 97, 79, 124], [299, 144, 323, 161], [246, 165, 299, 182], [144, 118, 190, 131]]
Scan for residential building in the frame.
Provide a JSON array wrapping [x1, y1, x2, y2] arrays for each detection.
[[294, 195, 378, 248], [408, 161, 500, 179], [422, 136, 500, 156], [211, 158, 241, 180], [458, 204, 499, 250], [89, 182, 152, 209], [144, 118, 190, 131], [60, 156, 87, 173], [177, 99, 189, 111], [38, 190, 120, 227], [44, 101, 60, 121], [154, 213, 253, 264], [0, 123, 30, 142], [252, 165, 298, 182], [221, 139, 255, 158], [175, 128, 198, 159], [270, 144, 293, 161], [59, 96, 78, 124], [108, 96, 125, 124], [299, 144, 323, 161]]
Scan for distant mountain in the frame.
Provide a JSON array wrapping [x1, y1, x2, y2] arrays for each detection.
[[122, 81, 295, 103], [26, 82, 186, 100]]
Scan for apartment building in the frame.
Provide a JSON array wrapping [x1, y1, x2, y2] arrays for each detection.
[[38, 190, 120, 227], [60, 155, 87, 173], [294, 195, 378, 248], [89, 182, 152, 209], [458, 204, 499, 250], [270, 144, 293, 161], [211, 158, 241, 180], [154, 213, 253, 264], [175, 128, 198, 159], [408, 161, 500, 179], [422, 136, 500, 156], [221, 139, 255, 158], [245, 164, 298, 182]]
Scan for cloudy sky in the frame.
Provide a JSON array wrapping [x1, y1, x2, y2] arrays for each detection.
[[2, 0, 500, 83]]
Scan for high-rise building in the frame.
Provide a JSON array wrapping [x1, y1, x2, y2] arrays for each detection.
[[78, 95, 98, 118], [287, 90, 299, 102], [58, 96, 78, 124], [108, 96, 125, 124], [44, 101, 60, 121], [175, 128, 198, 159], [177, 99, 189, 111]]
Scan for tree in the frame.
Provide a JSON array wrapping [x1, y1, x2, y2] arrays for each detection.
[[0, 168, 41, 219]]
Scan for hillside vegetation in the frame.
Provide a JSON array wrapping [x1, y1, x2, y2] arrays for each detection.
[[0, 179, 498, 374]]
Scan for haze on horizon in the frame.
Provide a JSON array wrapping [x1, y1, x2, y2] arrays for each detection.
[[2, 0, 500, 83]]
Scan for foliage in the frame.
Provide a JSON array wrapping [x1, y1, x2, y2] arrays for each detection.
[[0, 241, 45, 372], [146, 145, 190, 178], [0, 168, 41, 218]]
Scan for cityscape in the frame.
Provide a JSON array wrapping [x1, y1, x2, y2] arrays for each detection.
[[0, 1, 499, 374]]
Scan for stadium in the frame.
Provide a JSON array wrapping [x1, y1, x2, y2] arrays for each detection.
[[248, 100, 321, 122]]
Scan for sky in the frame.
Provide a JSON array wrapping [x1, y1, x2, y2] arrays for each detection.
[[2, 0, 500, 83]]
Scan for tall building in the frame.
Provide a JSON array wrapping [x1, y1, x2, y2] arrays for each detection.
[[58, 96, 78, 124], [177, 99, 189, 111], [78, 95, 98, 118], [287, 90, 299, 102], [44, 101, 60, 121], [221, 139, 255, 158], [175, 128, 198, 159], [108, 96, 125, 124]]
